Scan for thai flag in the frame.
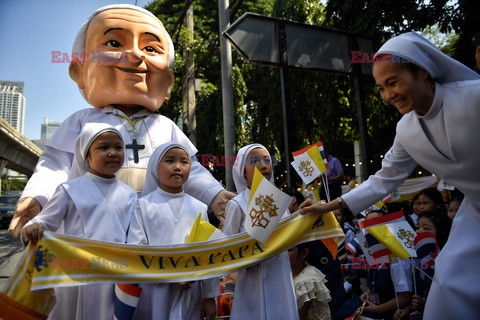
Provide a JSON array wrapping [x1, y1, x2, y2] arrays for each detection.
[[316, 141, 329, 169], [346, 237, 361, 256], [414, 231, 438, 270], [364, 233, 392, 259], [114, 284, 142, 320]]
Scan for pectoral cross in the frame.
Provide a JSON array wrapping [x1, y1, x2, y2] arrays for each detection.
[[126, 139, 145, 163]]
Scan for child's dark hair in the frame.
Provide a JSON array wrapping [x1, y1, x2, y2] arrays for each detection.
[[340, 207, 355, 223], [411, 193, 420, 208], [365, 209, 384, 219], [418, 188, 446, 213], [450, 188, 464, 203], [419, 211, 452, 249], [296, 242, 312, 257], [283, 187, 305, 206]]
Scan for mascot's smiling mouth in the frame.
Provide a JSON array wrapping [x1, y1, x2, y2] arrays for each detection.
[[115, 66, 149, 74]]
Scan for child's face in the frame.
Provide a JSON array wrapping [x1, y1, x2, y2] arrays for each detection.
[[288, 246, 301, 267], [70, 9, 174, 112], [244, 148, 272, 189], [418, 194, 437, 214], [334, 208, 344, 223], [447, 200, 460, 220], [288, 246, 309, 272], [416, 216, 437, 236], [157, 147, 190, 193], [412, 198, 421, 215], [86, 131, 124, 178]]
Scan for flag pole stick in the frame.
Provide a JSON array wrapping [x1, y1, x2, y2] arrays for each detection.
[[322, 174, 330, 202], [411, 257, 417, 295], [390, 262, 401, 312]]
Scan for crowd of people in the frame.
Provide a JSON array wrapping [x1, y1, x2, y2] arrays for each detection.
[[7, 3, 480, 320]]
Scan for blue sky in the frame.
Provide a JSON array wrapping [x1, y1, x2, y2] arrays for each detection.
[[0, 0, 152, 139]]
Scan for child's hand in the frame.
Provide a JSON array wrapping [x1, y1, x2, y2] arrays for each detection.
[[363, 300, 381, 313], [394, 308, 408, 320], [21, 222, 44, 244], [201, 297, 217, 320], [360, 290, 370, 302], [411, 294, 424, 310]]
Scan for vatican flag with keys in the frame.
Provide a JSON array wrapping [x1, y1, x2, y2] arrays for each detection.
[[291, 142, 328, 185], [244, 166, 293, 243]]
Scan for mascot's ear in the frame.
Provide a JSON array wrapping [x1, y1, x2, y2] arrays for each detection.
[[69, 59, 84, 89], [165, 70, 175, 100]]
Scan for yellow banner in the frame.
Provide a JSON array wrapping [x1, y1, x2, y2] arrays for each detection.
[[1, 211, 344, 318]]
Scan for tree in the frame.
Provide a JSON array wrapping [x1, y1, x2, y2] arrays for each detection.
[[146, 0, 463, 184], [147, 0, 276, 184]]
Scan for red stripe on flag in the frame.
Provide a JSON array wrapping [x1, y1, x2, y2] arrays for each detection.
[[117, 284, 142, 297], [414, 231, 436, 246], [359, 209, 405, 228]]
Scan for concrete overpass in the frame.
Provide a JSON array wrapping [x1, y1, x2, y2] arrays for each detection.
[[0, 117, 42, 177]]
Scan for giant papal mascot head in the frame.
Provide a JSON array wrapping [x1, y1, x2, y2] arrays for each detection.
[[68, 4, 175, 113]]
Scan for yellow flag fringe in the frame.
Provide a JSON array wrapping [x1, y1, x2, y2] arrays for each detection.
[[1, 210, 344, 318]]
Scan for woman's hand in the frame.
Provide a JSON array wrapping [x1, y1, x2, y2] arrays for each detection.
[[299, 198, 339, 215], [9, 197, 42, 238]]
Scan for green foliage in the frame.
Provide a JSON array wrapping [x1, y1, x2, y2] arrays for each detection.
[[145, 0, 472, 183], [1, 175, 27, 193]]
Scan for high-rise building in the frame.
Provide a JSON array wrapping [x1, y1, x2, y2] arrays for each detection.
[[0, 81, 26, 134], [41, 117, 61, 140]]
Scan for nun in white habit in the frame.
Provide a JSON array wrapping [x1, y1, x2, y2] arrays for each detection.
[[127, 142, 220, 320], [24, 123, 137, 320], [301, 32, 480, 319], [223, 143, 299, 320]]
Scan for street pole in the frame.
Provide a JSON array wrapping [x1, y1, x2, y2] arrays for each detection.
[[218, 0, 236, 191], [351, 37, 370, 181], [182, 3, 197, 145], [278, 22, 295, 188]]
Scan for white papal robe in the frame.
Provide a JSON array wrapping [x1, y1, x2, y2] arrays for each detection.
[[223, 189, 299, 320], [127, 188, 220, 320], [21, 106, 223, 207], [342, 81, 480, 319], [24, 172, 137, 320]]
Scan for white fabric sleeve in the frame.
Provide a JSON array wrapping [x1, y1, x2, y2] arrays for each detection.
[[200, 278, 221, 298], [23, 185, 70, 232], [21, 146, 72, 208], [390, 259, 413, 293], [183, 158, 224, 208], [127, 202, 149, 245], [222, 199, 244, 236], [342, 137, 418, 214]]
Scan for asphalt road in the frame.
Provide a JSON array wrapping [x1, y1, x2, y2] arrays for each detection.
[[0, 226, 24, 289]]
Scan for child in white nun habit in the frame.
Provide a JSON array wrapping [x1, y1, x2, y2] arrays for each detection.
[[223, 143, 299, 320], [127, 142, 220, 320], [21, 123, 137, 320]]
